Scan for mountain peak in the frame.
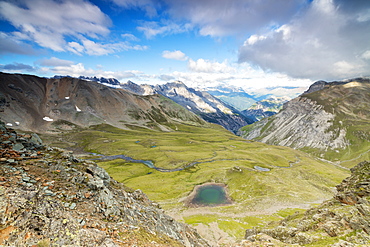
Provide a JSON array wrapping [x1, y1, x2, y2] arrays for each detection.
[[302, 80, 328, 95]]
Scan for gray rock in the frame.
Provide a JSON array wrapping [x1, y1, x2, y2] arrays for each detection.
[[69, 203, 77, 210], [13, 143, 24, 151], [44, 190, 54, 196], [87, 175, 105, 190], [30, 133, 43, 145], [86, 163, 110, 186]]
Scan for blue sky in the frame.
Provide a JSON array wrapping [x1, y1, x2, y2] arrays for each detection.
[[0, 0, 369, 89]]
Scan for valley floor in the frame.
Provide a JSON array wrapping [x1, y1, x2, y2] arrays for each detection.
[[40, 123, 350, 246]]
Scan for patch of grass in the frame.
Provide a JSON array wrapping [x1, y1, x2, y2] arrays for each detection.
[[119, 227, 184, 246], [275, 208, 306, 218], [37, 239, 50, 247]]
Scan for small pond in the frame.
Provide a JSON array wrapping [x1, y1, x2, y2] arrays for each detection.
[[187, 183, 232, 207]]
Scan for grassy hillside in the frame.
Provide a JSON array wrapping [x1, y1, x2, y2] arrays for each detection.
[[42, 122, 349, 243]]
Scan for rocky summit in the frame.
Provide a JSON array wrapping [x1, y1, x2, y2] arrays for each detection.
[[241, 160, 370, 246], [0, 121, 209, 247]]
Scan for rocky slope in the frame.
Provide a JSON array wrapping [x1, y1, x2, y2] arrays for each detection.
[[0, 121, 209, 246], [239, 78, 370, 156], [121, 80, 253, 133], [242, 160, 370, 246], [0, 73, 206, 133]]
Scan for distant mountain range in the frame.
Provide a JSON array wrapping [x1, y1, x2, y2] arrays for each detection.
[[56, 75, 302, 132], [53, 75, 121, 86], [242, 96, 290, 122], [205, 85, 257, 111], [120, 80, 255, 133], [2, 73, 301, 134]]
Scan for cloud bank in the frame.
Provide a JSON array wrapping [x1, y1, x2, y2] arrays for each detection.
[[238, 0, 370, 80], [116, 0, 370, 80]]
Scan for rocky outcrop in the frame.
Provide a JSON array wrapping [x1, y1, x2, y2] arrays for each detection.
[[242, 161, 370, 246], [0, 122, 209, 246], [0, 73, 206, 133], [120, 80, 146, 95], [239, 78, 370, 152]]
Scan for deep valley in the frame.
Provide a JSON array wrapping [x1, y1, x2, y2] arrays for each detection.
[[1, 73, 370, 246]]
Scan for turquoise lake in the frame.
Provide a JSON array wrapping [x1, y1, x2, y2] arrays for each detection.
[[190, 184, 231, 206]]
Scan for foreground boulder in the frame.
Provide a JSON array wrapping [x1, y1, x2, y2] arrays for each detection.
[[0, 122, 209, 246]]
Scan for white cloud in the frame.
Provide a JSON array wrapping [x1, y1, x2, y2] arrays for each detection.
[[362, 50, 370, 60], [33, 57, 311, 90], [66, 39, 148, 56], [0, 0, 111, 51], [67, 42, 85, 55], [47, 62, 140, 82], [238, 0, 370, 80], [188, 59, 236, 73], [37, 57, 74, 67], [121, 33, 140, 41], [123, 0, 308, 37], [162, 50, 187, 61], [157, 63, 312, 90], [128, 59, 311, 90], [111, 0, 158, 17], [137, 20, 191, 39], [245, 34, 267, 45]]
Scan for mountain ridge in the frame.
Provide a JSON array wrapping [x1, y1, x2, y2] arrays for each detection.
[[120, 80, 254, 133], [239, 78, 370, 166], [0, 72, 206, 133]]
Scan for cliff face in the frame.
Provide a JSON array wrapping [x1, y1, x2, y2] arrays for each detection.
[[241, 97, 348, 150], [0, 122, 209, 246], [239, 78, 370, 153], [0, 73, 206, 133], [242, 161, 370, 246]]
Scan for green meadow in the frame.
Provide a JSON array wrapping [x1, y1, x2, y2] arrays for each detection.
[[44, 123, 350, 241]]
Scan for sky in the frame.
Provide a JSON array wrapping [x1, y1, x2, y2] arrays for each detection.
[[0, 0, 369, 89]]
